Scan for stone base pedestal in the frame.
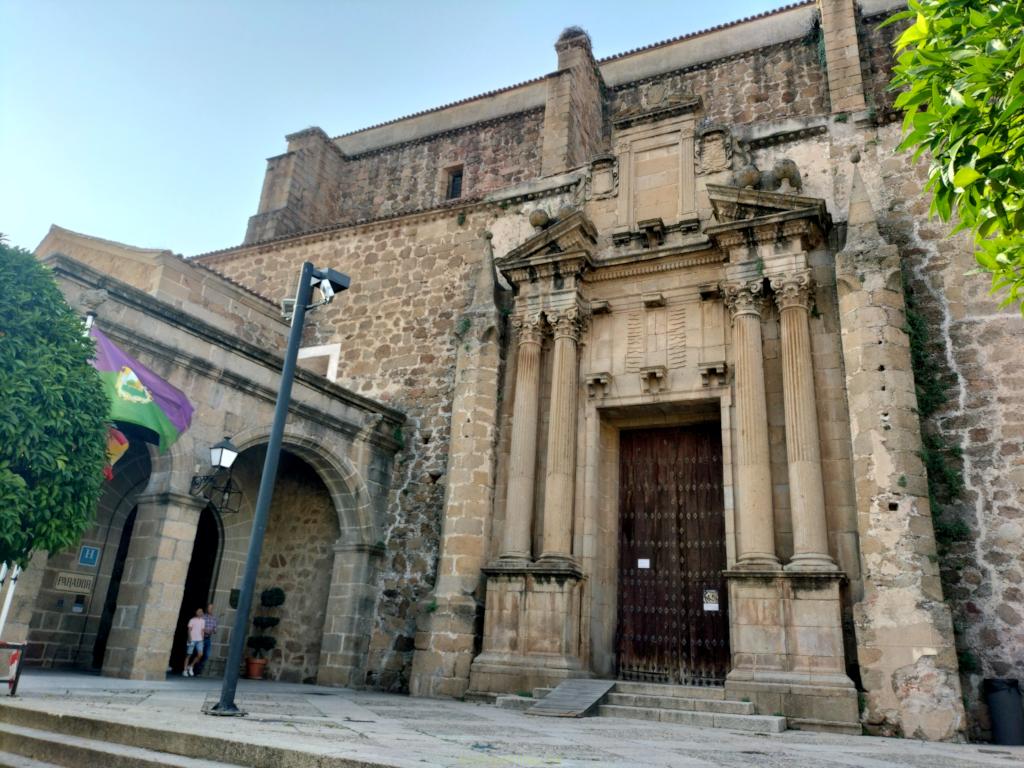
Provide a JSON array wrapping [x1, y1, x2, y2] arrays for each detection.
[[724, 570, 860, 733], [468, 562, 588, 694], [409, 594, 481, 698]]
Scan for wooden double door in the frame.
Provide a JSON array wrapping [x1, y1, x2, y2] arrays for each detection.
[[616, 423, 730, 685]]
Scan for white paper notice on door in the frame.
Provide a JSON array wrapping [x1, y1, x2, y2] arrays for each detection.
[[637, 558, 651, 570], [703, 589, 720, 612]]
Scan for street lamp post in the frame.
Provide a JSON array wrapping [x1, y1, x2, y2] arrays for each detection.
[[209, 261, 349, 715]]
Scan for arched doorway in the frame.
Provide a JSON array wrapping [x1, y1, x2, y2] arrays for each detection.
[[220, 447, 339, 684], [92, 506, 138, 668], [168, 506, 222, 673]]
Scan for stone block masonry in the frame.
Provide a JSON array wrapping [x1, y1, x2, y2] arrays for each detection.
[[836, 162, 963, 740]]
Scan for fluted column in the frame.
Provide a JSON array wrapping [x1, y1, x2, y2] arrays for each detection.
[[500, 313, 545, 562], [539, 307, 583, 564], [724, 280, 781, 570], [772, 270, 837, 571]]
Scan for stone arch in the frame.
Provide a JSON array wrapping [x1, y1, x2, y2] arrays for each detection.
[[213, 425, 383, 687], [230, 426, 379, 546], [141, 429, 196, 498]]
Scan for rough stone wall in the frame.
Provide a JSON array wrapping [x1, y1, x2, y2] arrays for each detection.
[[869, 124, 1024, 737], [245, 451, 338, 684], [610, 38, 829, 127], [22, 443, 151, 668], [246, 112, 544, 244], [202, 200, 561, 690], [858, 11, 905, 122], [836, 164, 964, 740], [335, 111, 543, 226]]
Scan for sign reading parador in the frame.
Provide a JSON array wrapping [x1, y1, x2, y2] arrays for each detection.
[[54, 572, 94, 594]]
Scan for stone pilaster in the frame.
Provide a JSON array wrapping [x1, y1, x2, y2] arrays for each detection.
[[539, 307, 583, 565], [410, 234, 503, 698], [772, 269, 837, 572], [818, 0, 867, 113], [101, 491, 205, 680], [837, 163, 965, 740], [318, 541, 384, 687], [723, 280, 780, 570], [499, 313, 545, 563]]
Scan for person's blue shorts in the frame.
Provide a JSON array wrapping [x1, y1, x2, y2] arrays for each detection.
[[185, 640, 200, 655]]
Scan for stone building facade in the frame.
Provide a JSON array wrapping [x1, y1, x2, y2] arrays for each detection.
[[14, 0, 1023, 742]]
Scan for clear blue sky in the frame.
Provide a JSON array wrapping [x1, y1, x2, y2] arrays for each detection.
[[2, 0, 780, 256]]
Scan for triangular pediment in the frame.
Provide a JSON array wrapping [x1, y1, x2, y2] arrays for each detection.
[[500, 210, 598, 271], [705, 184, 830, 230]]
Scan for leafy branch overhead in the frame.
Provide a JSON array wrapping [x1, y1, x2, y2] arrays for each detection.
[[0, 241, 109, 565], [885, 0, 1024, 312]]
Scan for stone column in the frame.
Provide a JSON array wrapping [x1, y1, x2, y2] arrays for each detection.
[[724, 281, 780, 570], [539, 307, 582, 564], [499, 313, 545, 563], [772, 270, 837, 572], [101, 491, 205, 679]]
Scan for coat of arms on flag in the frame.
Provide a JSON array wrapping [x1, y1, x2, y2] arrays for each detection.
[[88, 326, 193, 453]]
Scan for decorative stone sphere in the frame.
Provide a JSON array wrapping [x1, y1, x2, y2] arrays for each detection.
[[529, 209, 550, 229], [557, 205, 576, 220]]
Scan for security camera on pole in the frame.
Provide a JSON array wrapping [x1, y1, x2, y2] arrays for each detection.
[[209, 262, 349, 716]]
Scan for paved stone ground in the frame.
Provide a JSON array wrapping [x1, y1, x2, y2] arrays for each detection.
[[3, 670, 1022, 767]]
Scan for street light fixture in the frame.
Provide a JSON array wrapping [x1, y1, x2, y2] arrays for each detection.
[[190, 437, 242, 515], [209, 262, 349, 716]]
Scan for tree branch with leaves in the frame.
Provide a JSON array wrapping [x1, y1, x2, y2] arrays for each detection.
[[886, 0, 1024, 312]]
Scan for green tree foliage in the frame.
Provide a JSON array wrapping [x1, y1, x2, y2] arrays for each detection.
[[0, 239, 109, 565], [886, 1, 1024, 312]]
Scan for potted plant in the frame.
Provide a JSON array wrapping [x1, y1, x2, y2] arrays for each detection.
[[244, 587, 285, 679]]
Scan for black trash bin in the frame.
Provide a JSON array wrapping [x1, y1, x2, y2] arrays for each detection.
[[984, 678, 1024, 746]]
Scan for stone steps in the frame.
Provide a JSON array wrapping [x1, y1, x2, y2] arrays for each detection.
[[0, 722, 243, 768], [0, 704, 392, 768], [604, 692, 755, 715], [494, 680, 786, 732], [0, 750, 64, 768], [597, 704, 787, 733], [611, 681, 726, 700]]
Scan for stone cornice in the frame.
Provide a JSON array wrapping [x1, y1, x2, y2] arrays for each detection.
[[612, 97, 702, 130], [498, 210, 598, 287], [705, 184, 831, 252], [194, 176, 582, 266], [586, 247, 724, 283], [45, 254, 407, 441]]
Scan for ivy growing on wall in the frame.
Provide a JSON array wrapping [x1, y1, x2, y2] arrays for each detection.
[[902, 270, 966, 551]]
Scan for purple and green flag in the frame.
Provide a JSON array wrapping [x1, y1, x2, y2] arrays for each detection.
[[89, 326, 193, 452]]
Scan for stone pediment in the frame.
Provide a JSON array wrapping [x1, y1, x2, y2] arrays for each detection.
[[704, 184, 831, 252], [499, 210, 597, 285], [706, 184, 830, 227]]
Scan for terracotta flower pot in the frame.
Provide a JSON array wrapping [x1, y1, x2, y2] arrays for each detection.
[[245, 657, 268, 680]]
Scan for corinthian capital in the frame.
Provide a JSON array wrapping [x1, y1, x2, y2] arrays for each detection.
[[770, 269, 814, 312], [511, 312, 545, 346], [548, 306, 586, 341], [722, 279, 765, 320]]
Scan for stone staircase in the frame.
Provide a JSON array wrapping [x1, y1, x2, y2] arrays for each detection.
[[497, 680, 787, 733], [0, 703, 368, 768]]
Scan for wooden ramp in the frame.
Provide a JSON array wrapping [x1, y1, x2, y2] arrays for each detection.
[[525, 679, 616, 718]]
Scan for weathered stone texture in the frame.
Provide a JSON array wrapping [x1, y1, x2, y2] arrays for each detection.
[[610, 39, 829, 127], [205, 202, 558, 690], [243, 451, 339, 684], [868, 125, 1024, 736], [246, 112, 544, 243]]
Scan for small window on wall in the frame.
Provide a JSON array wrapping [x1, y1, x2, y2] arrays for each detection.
[[446, 166, 463, 200]]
